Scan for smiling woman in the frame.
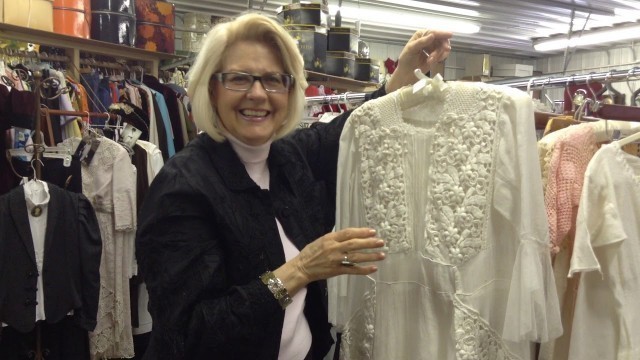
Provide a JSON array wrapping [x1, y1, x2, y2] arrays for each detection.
[[135, 11, 451, 360]]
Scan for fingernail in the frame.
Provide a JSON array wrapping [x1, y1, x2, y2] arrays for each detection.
[[377, 239, 385, 246], [369, 228, 377, 235]]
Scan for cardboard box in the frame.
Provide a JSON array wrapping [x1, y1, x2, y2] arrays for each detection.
[[3, 0, 54, 32], [493, 64, 533, 77], [285, 25, 327, 73], [465, 54, 491, 77], [326, 51, 355, 79]]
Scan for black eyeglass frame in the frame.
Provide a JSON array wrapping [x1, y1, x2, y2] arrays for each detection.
[[213, 72, 294, 93]]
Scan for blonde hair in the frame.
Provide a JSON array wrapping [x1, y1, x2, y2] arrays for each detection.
[[187, 12, 308, 142]]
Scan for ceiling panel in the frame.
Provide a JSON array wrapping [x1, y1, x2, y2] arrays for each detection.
[[171, 0, 640, 58]]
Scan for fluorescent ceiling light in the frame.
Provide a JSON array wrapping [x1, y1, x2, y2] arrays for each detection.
[[611, 0, 640, 10], [533, 24, 640, 51], [328, 5, 481, 34], [372, 0, 479, 17]]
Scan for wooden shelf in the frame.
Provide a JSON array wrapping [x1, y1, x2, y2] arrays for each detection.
[[305, 70, 380, 92], [0, 22, 184, 77]]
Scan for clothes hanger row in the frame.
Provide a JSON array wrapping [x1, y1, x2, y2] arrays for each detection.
[[491, 67, 640, 90], [305, 91, 367, 106]]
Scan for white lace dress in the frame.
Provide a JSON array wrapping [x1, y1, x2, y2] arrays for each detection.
[[82, 137, 137, 359], [329, 78, 562, 360]]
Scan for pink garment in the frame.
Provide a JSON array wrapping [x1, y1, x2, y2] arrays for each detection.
[[544, 124, 598, 254]]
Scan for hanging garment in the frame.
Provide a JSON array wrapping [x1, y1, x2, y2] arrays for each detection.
[[0, 181, 101, 333], [567, 142, 640, 360], [0, 317, 91, 360], [537, 123, 599, 360], [329, 77, 562, 359], [81, 136, 137, 359]]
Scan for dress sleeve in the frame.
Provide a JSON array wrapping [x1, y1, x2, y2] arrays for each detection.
[[136, 168, 281, 359], [112, 149, 137, 231], [494, 89, 562, 343], [77, 194, 103, 331], [569, 149, 627, 277]]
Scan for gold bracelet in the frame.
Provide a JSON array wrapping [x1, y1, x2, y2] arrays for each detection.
[[260, 271, 293, 310]]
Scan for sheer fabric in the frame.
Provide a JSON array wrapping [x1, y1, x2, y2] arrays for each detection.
[[329, 80, 562, 359]]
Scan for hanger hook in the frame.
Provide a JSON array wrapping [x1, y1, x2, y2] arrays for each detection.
[[585, 73, 598, 100], [527, 77, 537, 97], [30, 157, 45, 179], [626, 67, 639, 94], [342, 91, 351, 113]]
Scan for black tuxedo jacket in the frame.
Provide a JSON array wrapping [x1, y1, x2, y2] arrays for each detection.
[[0, 183, 102, 333]]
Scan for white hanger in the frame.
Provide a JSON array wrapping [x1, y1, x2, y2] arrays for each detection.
[[615, 128, 640, 147], [7, 140, 74, 167]]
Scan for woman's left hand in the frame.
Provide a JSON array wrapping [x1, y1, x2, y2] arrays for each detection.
[[386, 29, 453, 93]]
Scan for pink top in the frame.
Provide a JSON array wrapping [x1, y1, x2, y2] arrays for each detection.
[[544, 124, 598, 254]]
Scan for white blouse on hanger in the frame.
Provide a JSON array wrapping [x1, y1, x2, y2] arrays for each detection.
[[568, 142, 640, 360], [329, 77, 562, 359]]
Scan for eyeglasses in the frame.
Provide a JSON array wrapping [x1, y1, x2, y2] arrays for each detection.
[[213, 72, 294, 93]]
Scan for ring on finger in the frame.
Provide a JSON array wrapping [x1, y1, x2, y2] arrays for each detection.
[[341, 253, 356, 267]]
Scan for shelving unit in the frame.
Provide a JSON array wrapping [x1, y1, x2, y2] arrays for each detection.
[[306, 70, 381, 92], [0, 23, 183, 78]]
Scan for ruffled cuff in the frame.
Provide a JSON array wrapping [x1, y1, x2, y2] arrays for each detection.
[[502, 236, 563, 343]]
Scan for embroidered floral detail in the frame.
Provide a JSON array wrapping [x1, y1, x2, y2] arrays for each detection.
[[340, 287, 377, 359], [352, 105, 412, 252], [424, 86, 502, 265], [454, 298, 520, 360]]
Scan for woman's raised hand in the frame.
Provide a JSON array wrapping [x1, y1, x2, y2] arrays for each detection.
[[386, 29, 453, 93]]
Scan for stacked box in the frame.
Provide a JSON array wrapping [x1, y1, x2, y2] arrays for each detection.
[[284, 25, 327, 73], [328, 27, 359, 54], [326, 51, 355, 79], [355, 58, 380, 83], [277, 3, 328, 27]]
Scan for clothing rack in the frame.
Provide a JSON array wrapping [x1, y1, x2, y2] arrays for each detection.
[[488, 67, 640, 90], [305, 92, 368, 105], [0, 48, 69, 63], [79, 58, 145, 73]]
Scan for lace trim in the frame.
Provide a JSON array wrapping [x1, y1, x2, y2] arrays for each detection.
[[339, 287, 376, 359], [453, 298, 521, 360], [424, 85, 502, 265], [352, 105, 412, 252], [540, 141, 554, 192]]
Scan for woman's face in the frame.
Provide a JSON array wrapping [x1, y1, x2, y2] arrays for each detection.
[[212, 40, 290, 146]]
